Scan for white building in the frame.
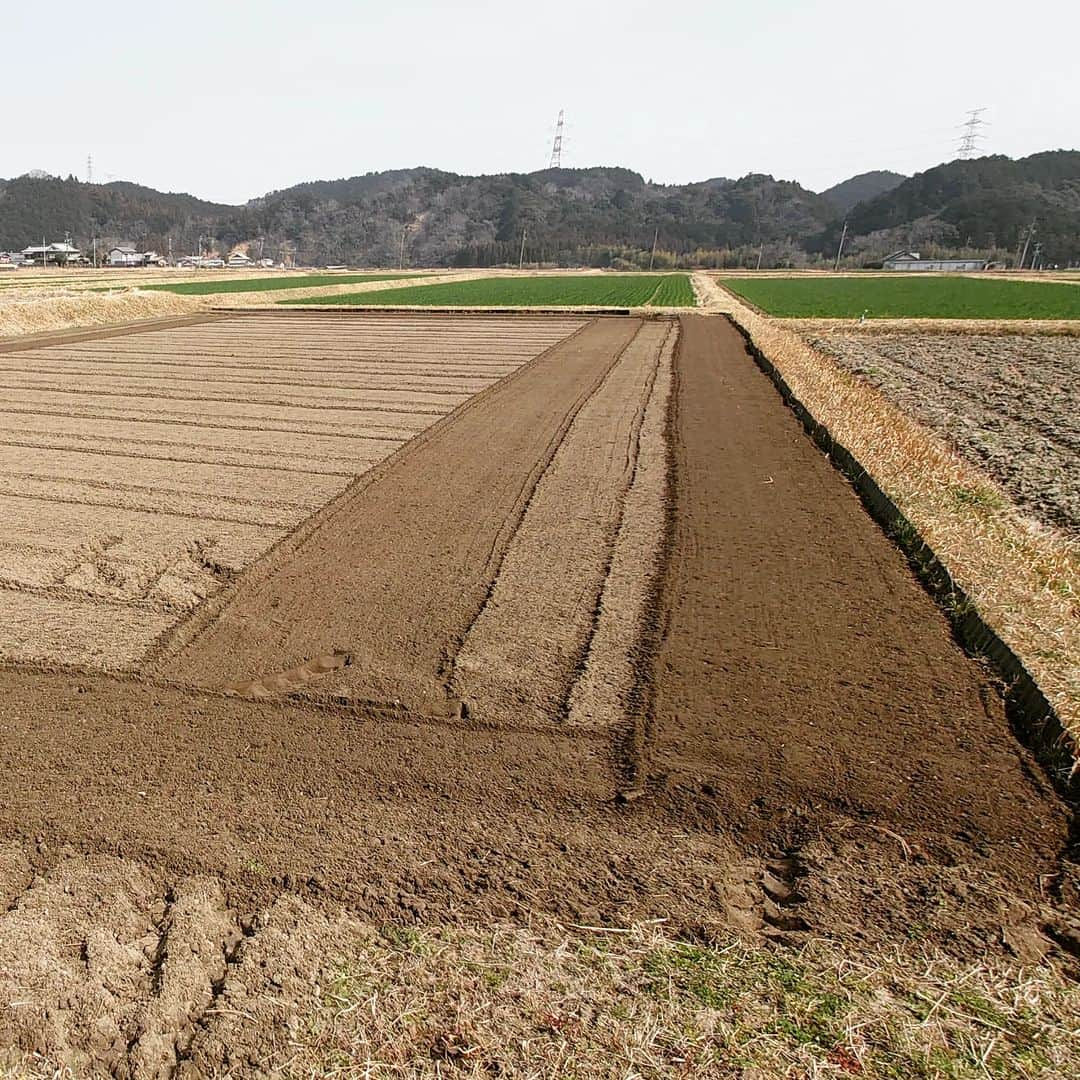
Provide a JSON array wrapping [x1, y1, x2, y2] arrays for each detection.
[[882, 250, 989, 272], [21, 242, 83, 266], [108, 246, 144, 267]]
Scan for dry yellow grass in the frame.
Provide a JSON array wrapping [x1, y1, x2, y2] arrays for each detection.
[[0, 289, 196, 338], [694, 273, 1079, 741], [3, 919, 1077, 1079]]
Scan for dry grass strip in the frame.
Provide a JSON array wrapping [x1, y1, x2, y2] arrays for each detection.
[[693, 274, 1079, 742], [0, 290, 196, 338], [5, 921, 1077, 1078]]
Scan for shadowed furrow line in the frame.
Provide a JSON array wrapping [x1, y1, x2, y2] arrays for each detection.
[[0, 437, 365, 477]]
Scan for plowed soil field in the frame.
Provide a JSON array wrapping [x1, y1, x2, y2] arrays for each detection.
[[0, 312, 1074, 1076], [806, 329, 1080, 533], [0, 314, 584, 666]]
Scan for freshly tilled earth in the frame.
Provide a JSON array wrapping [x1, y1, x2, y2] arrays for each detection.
[[0, 312, 1073, 1077], [0, 313, 582, 666]]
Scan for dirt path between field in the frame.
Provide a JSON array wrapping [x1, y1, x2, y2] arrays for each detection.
[[156, 318, 640, 712], [639, 316, 1068, 880]]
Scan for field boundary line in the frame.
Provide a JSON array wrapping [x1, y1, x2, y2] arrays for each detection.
[[143, 315, 598, 667], [0, 312, 226, 352], [725, 314, 1079, 801]]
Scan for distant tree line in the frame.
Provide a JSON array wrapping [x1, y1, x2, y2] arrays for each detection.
[[2, 152, 1077, 268]]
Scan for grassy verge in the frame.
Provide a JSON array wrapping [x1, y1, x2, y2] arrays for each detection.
[[279, 274, 696, 308], [282, 924, 1079, 1078], [719, 276, 1080, 320]]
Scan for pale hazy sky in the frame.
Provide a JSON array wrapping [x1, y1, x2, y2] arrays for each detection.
[[3, 0, 1077, 204]]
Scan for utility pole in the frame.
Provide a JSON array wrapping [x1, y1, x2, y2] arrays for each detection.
[[518, 226, 527, 270], [399, 224, 408, 270], [92, 236, 97, 268], [1031, 242, 1043, 271], [648, 226, 659, 271], [833, 220, 849, 271], [1018, 218, 1036, 270], [756, 242, 764, 270]]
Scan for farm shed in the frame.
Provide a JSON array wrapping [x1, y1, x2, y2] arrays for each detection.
[[883, 250, 989, 272]]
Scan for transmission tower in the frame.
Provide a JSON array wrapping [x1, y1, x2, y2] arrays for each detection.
[[86, 154, 93, 183], [548, 109, 565, 169], [957, 108, 988, 159]]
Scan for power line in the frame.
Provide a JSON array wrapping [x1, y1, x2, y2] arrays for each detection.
[[548, 109, 565, 169], [957, 108, 988, 159]]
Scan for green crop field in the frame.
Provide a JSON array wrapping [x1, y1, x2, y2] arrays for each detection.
[[279, 274, 696, 308], [719, 276, 1080, 320], [138, 273, 426, 296]]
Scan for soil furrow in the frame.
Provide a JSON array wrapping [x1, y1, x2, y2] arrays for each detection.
[[450, 321, 667, 726], [565, 324, 675, 740], [157, 318, 641, 712], [643, 316, 1067, 874]]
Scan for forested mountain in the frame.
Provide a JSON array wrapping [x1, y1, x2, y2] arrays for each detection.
[[0, 174, 228, 255], [2, 151, 1077, 268], [820, 170, 906, 214], [222, 167, 835, 267], [813, 152, 1080, 264]]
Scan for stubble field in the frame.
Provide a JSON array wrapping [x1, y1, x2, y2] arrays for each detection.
[[0, 309, 1076, 1077]]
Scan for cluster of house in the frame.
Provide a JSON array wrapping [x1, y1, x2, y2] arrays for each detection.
[[177, 252, 275, 269], [0, 242, 274, 270]]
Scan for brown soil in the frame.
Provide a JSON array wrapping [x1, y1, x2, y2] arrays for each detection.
[[0, 313, 579, 667], [451, 321, 671, 724], [806, 329, 1080, 533], [0, 312, 1073, 1075], [567, 325, 673, 730], [156, 318, 640, 713], [639, 318, 1068, 878]]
